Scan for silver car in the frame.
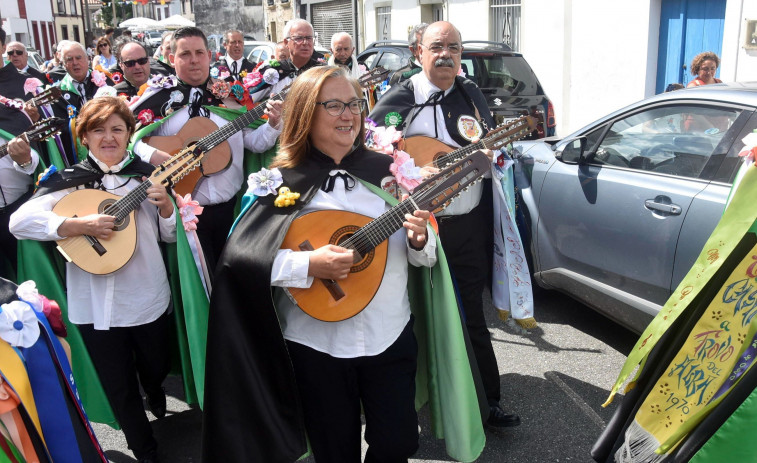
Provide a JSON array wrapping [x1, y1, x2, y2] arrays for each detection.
[[513, 82, 757, 333]]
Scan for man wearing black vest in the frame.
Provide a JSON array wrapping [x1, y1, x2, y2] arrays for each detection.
[[370, 20, 521, 430]]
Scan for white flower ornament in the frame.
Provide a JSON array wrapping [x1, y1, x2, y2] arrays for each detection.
[[247, 167, 284, 196], [0, 300, 40, 348]]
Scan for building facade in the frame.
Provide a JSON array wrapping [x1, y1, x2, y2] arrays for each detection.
[[360, 0, 757, 135], [1, 0, 56, 60]]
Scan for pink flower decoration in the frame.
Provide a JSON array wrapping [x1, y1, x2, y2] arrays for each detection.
[[91, 70, 107, 87], [219, 71, 231, 80], [23, 78, 43, 95], [242, 71, 263, 89], [738, 133, 757, 162], [371, 125, 402, 155], [175, 193, 203, 232], [389, 150, 422, 192]]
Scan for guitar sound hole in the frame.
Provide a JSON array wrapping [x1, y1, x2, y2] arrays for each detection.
[[99, 198, 130, 232], [332, 226, 374, 274]]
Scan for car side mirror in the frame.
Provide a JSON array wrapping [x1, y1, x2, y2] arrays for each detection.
[[555, 136, 586, 164]]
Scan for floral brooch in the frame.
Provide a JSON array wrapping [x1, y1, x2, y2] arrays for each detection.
[[274, 187, 300, 207]]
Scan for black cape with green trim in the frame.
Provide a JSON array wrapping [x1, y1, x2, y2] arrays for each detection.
[[202, 145, 489, 462], [201, 147, 392, 461]]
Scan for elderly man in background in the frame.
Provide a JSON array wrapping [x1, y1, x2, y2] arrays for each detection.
[[249, 19, 323, 101], [327, 32, 361, 78], [212, 30, 255, 82], [273, 41, 290, 61], [5, 41, 47, 82], [390, 23, 428, 85]]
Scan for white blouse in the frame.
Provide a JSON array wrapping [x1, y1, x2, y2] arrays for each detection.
[[271, 170, 436, 358], [9, 154, 177, 330]]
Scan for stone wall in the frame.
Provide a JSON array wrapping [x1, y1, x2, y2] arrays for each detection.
[[194, 0, 265, 39]]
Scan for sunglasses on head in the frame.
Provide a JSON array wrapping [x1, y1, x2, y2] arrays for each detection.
[[7, 50, 24, 56], [121, 57, 149, 67]]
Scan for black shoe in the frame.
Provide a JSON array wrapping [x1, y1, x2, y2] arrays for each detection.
[[146, 387, 166, 419], [487, 405, 521, 428]]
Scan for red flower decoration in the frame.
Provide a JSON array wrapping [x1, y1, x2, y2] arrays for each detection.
[[137, 109, 155, 125], [111, 72, 123, 84]]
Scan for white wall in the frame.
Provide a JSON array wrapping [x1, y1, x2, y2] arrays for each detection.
[[521, 0, 658, 136], [722, 0, 757, 84]]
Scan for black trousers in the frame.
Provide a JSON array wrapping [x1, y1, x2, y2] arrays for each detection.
[[77, 310, 171, 459], [286, 318, 419, 463], [195, 196, 236, 277], [437, 199, 501, 406]]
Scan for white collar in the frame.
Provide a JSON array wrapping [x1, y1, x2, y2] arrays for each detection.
[[90, 152, 130, 173], [411, 71, 454, 99]]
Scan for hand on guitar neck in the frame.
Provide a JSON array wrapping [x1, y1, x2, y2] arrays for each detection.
[[306, 206, 431, 280], [6, 136, 33, 167], [23, 100, 40, 123]]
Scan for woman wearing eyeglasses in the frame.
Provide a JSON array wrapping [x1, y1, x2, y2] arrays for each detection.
[[203, 65, 487, 462], [687, 51, 722, 87], [92, 36, 116, 71]]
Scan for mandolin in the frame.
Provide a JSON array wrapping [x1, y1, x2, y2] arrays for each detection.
[[398, 116, 537, 168], [280, 150, 491, 322], [52, 146, 205, 275], [0, 117, 66, 159], [144, 67, 391, 197]]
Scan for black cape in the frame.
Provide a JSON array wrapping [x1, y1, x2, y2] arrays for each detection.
[[201, 147, 392, 462], [211, 57, 256, 82], [369, 75, 495, 148], [33, 154, 155, 198]]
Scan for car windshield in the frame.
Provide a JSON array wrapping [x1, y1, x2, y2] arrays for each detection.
[[460, 53, 542, 96]]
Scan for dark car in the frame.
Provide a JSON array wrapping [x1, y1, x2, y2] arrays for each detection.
[[357, 40, 556, 139], [512, 83, 757, 333]]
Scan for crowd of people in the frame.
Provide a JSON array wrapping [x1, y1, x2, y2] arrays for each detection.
[[0, 14, 729, 463]]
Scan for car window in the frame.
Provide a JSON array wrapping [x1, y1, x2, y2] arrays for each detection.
[[463, 54, 541, 96], [591, 105, 741, 179], [359, 51, 379, 69], [376, 52, 403, 71]]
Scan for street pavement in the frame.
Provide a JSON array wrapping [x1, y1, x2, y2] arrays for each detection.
[[92, 287, 639, 462]]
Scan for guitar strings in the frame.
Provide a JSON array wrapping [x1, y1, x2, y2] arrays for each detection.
[[340, 159, 480, 255], [199, 92, 287, 151]]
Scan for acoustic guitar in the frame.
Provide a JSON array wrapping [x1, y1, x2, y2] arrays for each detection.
[[144, 67, 392, 197], [398, 116, 537, 168], [280, 150, 491, 322], [53, 146, 205, 275], [0, 117, 65, 159]]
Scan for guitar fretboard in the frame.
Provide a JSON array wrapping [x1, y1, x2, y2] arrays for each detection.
[[196, 91, 288, 152], [102, 180, 152, 221]]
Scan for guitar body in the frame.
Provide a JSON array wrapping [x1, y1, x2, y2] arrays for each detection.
[[53, 189, 137, 275], [399, 136, 455, 168], [280, 210, 389, 322], [144, 117, 232, 197]]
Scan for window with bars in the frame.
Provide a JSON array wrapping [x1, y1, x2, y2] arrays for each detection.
[[377, 6, 391, 41], [490, 0, 520, 51]]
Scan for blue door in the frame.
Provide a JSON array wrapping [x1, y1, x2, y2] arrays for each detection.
[[656, 0, 726, 93]]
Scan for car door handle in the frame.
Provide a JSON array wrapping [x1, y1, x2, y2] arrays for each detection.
[[644, 199, 682, 215]]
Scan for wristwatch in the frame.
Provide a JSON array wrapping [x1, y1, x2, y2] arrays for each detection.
[[17, 158, 33, 169]]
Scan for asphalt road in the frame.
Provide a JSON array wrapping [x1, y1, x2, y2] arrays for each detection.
[[92, 287, 639, 462]]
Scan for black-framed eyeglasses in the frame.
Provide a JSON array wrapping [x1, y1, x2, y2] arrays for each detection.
[[287, 35, 314, 44], [421, 43, 462, 55], [316, 98, 367, 116], [121, 57, 149, 68], [6, 50, 24, 56]]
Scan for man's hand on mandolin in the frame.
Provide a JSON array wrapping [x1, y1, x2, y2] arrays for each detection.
[[308, 245, 355, 280]]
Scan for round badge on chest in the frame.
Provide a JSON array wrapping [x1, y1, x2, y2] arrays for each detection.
[[457, 115, 482, 142]]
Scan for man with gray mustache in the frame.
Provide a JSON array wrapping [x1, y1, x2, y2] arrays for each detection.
[[370, 20, 521, 431]]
